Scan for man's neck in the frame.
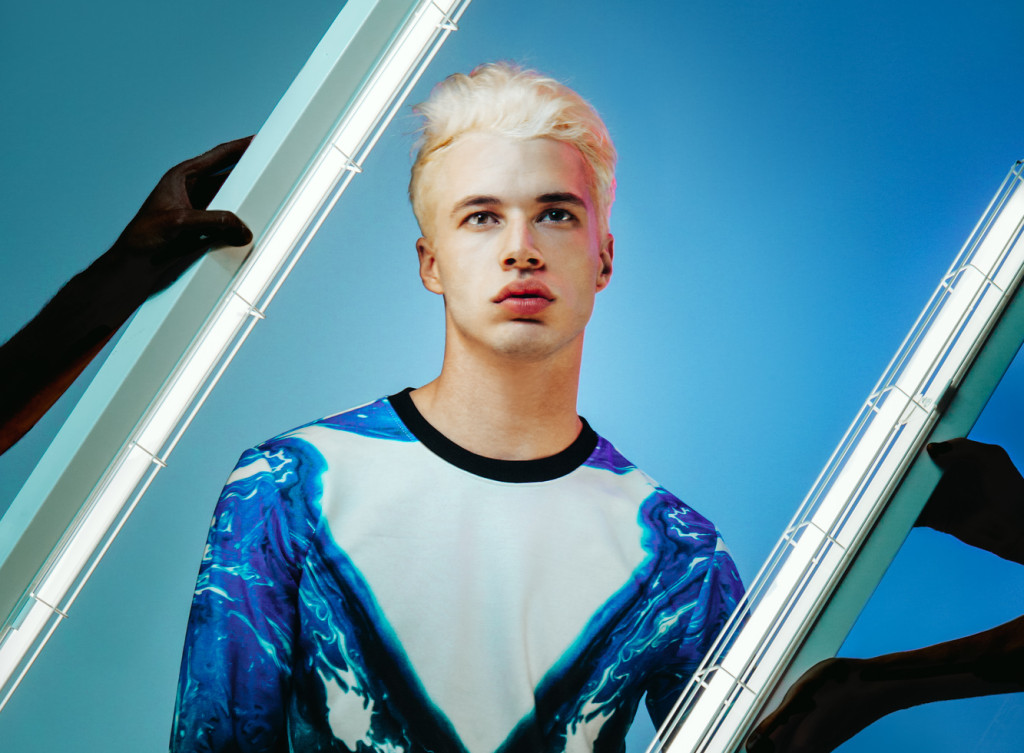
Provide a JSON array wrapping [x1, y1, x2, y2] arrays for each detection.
[[410, 343, 583, 462]]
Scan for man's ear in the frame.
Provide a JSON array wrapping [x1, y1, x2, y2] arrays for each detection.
[[417, 237, 444, 295], [596, 233, 614, 291]]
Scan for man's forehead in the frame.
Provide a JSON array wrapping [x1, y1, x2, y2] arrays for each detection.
[[433, 133, 592, 206]]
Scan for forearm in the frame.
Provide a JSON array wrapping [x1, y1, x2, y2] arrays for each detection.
[[0, 249, 150, 452], [0, 137, 252, 455], [857, 613, 1024, 706], [747, 615, 1024, 753]]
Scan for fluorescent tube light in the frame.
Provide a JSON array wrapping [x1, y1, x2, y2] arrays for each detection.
[[655, 161, 1024, 753], [0, 0, 471, 712]]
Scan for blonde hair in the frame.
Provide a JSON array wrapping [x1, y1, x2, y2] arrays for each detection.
[[409, 62, 617, 235]]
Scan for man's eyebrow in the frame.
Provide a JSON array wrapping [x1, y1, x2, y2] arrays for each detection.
[[450, 195, 501, 216], [537, 192, 586, 208]]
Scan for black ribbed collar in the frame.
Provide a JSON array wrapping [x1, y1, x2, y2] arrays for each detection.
[[387, 388, 598, 483]]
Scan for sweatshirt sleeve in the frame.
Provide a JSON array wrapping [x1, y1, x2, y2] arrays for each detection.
[[170, 439, 322, 753], [645, 535, 745, 730]]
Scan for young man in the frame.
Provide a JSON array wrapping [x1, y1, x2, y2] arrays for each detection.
[[171, 64, 743, 753]]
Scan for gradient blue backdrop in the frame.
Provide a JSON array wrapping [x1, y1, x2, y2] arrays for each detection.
[[0, 1, 1022, 750]]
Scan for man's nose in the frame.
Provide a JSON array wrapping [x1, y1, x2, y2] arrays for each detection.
[[501, 222, 544, 269]]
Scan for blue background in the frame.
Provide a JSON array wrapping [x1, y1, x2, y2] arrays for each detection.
[[0, 0, 1022, 750]]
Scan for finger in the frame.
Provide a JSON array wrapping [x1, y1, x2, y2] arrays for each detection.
[[926, 437, 984, 469], [187, 170, 231, 210], [174, 209, 254, 247], [172, 136, 254, 180], [744, 730, 771, 753], [142, 137, 253, 213], [188, 208, 253, 247]]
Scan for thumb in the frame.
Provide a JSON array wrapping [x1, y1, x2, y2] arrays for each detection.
[[925, 437, 972, 469], [175, 209, 253, 248]]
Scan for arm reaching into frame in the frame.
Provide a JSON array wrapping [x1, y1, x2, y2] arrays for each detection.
[[745, 438, 1024, 753], [0, 137, 253, 455]]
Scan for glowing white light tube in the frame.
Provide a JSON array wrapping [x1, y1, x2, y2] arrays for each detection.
[[0, 0, 471, 712], [656, 161, 1024, 753]]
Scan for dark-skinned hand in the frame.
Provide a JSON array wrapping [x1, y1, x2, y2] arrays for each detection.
[[0, 136, 254, 454], [105, 135, 254, 297], [746, 437, 1024, 753], [917, 437, 1024, 565]]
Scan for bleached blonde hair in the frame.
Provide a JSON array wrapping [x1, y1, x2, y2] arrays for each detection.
[[409, 62, 617, 236]]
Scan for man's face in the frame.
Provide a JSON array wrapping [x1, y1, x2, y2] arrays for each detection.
[[417, 132, 613, 363]]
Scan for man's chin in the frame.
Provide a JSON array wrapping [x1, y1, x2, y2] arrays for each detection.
[[489, 328, 583, 363]]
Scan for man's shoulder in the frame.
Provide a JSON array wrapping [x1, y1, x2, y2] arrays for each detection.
[[587, 431, 744, 611], [586, 432, 723, 544], [255, 393, 415, 451], [221, 394, 417, 502]]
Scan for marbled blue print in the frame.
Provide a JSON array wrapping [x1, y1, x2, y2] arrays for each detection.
[[173, 438, 324, 752], [583, 438, 635, 476], [495, 488, 743, 752], [301, 398, 416, 442], [172, 398, 743, 753], [289, 523, 467, 752]]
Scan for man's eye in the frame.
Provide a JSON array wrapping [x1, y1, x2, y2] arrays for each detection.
[[540, 208, 573, 223], [465, 212, 497, 226]]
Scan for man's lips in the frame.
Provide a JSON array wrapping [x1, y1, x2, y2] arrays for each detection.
[[492, 281, 554, 303], [492, 281, 554, 317]]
